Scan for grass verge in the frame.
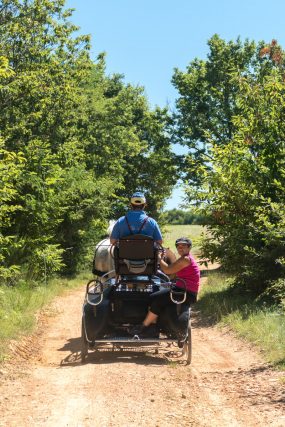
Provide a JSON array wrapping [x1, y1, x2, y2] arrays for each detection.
[[0, 272, 89, 361], [197, 271, 285, 369]]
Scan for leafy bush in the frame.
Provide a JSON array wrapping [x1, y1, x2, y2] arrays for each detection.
[[27, 244, 65, 282]]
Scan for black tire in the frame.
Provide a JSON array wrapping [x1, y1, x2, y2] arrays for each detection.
[[81, 318, 89, 363], [184, 321, 192, 365]]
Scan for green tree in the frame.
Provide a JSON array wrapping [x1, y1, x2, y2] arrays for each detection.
[[0, 138, 25, 282], [0, 1, 177, 279], [0, 56, 25, 282], [0, 0, 112, 278], [111, 106, 179, 219], [162, 209, 207, 225], [175, 36, 285, 297], [172, 34, 259, 187], [82, 63, 178, 220]]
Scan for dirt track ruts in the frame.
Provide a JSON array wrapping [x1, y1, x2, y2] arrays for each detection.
[[0, 281, 284, 427]]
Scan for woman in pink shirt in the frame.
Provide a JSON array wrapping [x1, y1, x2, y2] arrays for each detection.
[[129, 237, 200, 337]]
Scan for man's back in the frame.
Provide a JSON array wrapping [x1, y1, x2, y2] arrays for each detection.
[[110, 192, 163, 244], [111, 210, 162, 242]]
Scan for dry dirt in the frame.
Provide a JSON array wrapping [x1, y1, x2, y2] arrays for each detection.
[[0, 277, 284, 427]]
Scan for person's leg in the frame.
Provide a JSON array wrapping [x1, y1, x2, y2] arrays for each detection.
[[185, 291, 197, 305], [148, 288, 171, 317], [141, 287, 172, 326], [139, 291, 198, 337], [142, 310, 158, 326], [129, 288, 170, 336]]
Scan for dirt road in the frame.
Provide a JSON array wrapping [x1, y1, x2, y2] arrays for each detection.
[[0, 284, 284, 427]]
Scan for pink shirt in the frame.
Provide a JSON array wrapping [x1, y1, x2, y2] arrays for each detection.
[[176, 254, 200, 293]]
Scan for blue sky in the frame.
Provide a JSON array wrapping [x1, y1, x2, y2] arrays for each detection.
[[66, 0, 285, 209]]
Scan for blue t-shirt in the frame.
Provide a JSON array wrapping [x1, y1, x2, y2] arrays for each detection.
[[111, 210, 162, 241]]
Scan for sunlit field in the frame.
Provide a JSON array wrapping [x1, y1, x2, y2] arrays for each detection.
[[162, 224, 204, 255]]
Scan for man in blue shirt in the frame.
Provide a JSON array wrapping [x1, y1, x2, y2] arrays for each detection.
[[110, 192, 163, 244]]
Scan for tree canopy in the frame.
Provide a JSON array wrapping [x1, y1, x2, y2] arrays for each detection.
[[173, 35, 285, 299], [0, 0, 177, 282]]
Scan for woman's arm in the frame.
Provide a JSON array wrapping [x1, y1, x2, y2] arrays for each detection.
[[159, 255, 190, 274]]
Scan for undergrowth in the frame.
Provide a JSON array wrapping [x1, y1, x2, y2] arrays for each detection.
[[197, 271, 285, 369]]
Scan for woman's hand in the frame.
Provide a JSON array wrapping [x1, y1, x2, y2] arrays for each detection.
[[159, 254, 190, 274], [157, 249, 165, 261]]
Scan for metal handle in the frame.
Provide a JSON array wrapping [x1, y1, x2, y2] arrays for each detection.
[[170, 278, 187, 304], [87, 292, 103, 306], [86, 279, 104, 306], [170, 290, 187, 304]]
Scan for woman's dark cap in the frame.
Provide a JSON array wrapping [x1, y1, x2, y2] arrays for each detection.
[[175, 237, 192, 247]]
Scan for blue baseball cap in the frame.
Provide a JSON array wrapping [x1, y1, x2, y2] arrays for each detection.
[[130, 192, 146, 205]]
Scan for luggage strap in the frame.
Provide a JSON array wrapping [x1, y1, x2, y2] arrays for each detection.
[[125, 215, 149, 235]]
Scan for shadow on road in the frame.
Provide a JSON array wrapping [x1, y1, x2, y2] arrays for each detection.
[[190, 310, 216, 328], [58, 337, 187, 367]]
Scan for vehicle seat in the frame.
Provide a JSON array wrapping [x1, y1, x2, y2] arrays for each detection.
[[114, 234, 158, 276]]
